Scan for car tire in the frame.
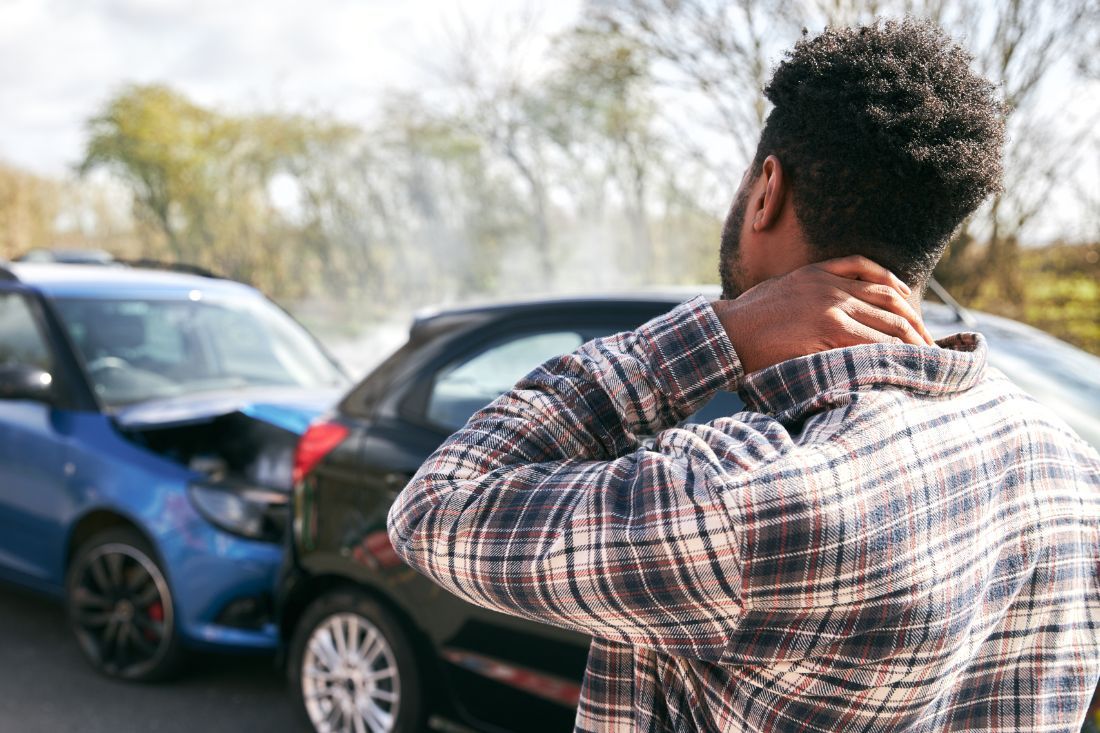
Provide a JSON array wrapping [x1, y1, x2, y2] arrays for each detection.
[[65, 527, 183, 682], [289, 590, 427, 733]]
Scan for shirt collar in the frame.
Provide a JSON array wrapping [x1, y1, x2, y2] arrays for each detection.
[[738, 333, 988, 423]]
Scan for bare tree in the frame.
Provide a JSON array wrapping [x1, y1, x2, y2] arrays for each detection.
[[583, 0, 800, 194], [422, 9, 565, 284], [541, 28, 668, 282], [931, 0, 1092, 302], [586, 0, 1093, 305]]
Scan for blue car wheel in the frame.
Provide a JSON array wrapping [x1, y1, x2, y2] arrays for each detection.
[[66, 528, 183, 681]]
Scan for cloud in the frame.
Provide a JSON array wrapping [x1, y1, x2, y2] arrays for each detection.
[[0, 0, 580, 173]]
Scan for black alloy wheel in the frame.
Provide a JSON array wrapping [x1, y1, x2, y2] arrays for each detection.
[[289, 590, 427, 733], [66, 527, 182, 681]]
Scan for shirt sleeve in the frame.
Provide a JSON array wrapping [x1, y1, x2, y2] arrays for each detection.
[[387, 296, 753, 660]]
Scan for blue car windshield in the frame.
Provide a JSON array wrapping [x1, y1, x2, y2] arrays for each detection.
[[52, 296, 346, 407]]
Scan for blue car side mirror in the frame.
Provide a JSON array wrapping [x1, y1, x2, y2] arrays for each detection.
[[0, 364, 55, 404]]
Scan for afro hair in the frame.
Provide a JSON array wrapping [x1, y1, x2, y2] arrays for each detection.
[[754, 18, 1005, 285]]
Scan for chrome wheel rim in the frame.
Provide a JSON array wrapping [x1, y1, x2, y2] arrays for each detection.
[[69, 542, 173, 678], [301, 612, 400, 733]]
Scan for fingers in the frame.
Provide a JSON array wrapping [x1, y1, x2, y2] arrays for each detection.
[[832, 278, 935, 345], [815, 255, 911, 297], [830, 311, 904, 348], [840, 299, 927, 347], [725, 257, 932, 373], [812, 256, 933, 346]]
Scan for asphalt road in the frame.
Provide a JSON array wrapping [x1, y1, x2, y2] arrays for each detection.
[[0, 585, 301, 733]]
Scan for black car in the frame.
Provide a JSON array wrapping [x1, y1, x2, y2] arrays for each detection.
[[279, 291, 1100, 733]]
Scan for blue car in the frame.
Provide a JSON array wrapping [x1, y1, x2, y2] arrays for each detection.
[[0, 261, 348, 680]]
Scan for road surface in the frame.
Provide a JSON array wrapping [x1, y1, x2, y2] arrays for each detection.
[[0, 585, 300, 733]]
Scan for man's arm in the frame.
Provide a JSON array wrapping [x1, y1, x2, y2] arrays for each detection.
[[387, 257, 926, 659]]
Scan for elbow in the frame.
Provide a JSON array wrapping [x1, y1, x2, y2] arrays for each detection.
[[385, 479, 422, 562], [384, 503, 405, 558]]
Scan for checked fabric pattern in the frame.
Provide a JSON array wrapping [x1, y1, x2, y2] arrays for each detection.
[[388, 296, 1100, 732]]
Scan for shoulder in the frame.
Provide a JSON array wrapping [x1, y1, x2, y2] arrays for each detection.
[[979, 367, 1098, 454]]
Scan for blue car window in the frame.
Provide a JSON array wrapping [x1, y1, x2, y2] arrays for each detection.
[[52, 297, 345, 407], [0, 293, 51, 371], [200, 306, 289, 380], [137, 304, 187, 364], [427, 331, 584, 431]]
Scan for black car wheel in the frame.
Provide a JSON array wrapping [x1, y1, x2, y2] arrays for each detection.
[[65, 527, 182, 681], [289, 590, 426, 733]]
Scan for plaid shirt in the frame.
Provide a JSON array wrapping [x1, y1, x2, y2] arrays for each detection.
[[388, 296, 1100, 732]]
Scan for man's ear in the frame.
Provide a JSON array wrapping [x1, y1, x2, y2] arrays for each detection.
[[753, 155, 787, 232]]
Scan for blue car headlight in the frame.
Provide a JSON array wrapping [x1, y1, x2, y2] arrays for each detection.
[[187, 483, 289, 542]]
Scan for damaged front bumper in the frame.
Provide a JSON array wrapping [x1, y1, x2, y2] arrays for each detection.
[[106, 388, 338, 652], [159, 505, 284, 652]]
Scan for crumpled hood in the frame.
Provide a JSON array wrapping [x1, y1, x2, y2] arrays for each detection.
[[112, 387, 340, 433]]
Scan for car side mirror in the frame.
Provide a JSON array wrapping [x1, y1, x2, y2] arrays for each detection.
[[0, 363, 55, 403]]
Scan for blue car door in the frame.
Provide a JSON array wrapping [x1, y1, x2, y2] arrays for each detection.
[[0, 289, 72, 589]]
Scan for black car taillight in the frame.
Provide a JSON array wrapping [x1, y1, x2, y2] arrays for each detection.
[[293, 420, 350, 485]]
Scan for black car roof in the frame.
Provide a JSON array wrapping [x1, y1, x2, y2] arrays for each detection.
[[410, 288, 719, 339]]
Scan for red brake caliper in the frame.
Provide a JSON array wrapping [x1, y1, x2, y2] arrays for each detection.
[[146, 601, 164, 640]]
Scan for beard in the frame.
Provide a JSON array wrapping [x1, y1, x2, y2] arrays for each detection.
[[718, 187, 750, 300]]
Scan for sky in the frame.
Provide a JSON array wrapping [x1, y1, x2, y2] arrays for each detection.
[[0, 0, 1095, 242], [0, 0, 581, 175]]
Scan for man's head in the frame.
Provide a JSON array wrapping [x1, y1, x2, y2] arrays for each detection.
[[719, 19, 1005, 299]]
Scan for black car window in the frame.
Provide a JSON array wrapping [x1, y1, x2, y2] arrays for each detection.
[[427, 331, 584, 431], [422, 325, 749, 433], [685, 390, 745, 424], [0, 293, 51, 371]]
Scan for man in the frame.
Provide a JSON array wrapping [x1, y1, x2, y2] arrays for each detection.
[[389, 19, 1100, 732]]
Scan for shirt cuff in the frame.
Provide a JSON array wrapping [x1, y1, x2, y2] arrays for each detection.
[[637, 295, 745, 419]]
